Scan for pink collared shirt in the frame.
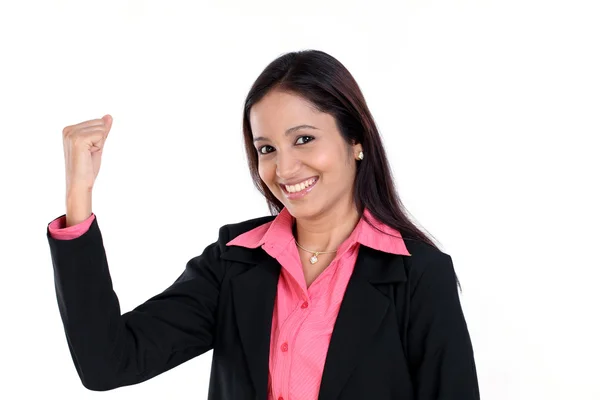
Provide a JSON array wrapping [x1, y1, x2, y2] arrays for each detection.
[[226, 207, 410, 400], [47, 207, 411, 400]]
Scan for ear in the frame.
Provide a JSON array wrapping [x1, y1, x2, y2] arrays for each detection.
[[351, 141, 363, 152]]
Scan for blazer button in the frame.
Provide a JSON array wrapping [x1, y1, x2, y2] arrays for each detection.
[[281, 342, 288, 352], [301, 301, 309, 309]]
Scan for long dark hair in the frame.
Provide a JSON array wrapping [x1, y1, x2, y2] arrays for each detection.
[[242, 49, 442, 254]]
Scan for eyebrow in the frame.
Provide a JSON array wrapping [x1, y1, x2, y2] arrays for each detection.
[[253, 124, 319, 143]]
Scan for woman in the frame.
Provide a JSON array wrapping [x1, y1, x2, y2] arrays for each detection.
[[47, 50, 479, 399]]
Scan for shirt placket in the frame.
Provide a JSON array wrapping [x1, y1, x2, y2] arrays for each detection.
[[273, 258, 314, 400]]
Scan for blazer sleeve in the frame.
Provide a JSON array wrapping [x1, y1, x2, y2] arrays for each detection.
[[406, 253, 480, 399], [47, 214, 227, 391]]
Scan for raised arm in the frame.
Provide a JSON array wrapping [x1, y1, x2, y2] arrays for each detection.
[[47, 215, 226, 390]]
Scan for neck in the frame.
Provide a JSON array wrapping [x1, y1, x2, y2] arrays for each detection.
[[293, 200, 361, 252]]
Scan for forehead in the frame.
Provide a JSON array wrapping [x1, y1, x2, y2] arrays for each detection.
[[249, 90, 327, 135]]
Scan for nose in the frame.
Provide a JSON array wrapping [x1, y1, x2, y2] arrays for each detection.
[[275, 150, 301, 180]]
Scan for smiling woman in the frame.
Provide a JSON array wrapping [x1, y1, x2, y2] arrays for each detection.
[[248, 89, 361, 221], [242, 50, 443, 251], [47, 49, 479, 400]]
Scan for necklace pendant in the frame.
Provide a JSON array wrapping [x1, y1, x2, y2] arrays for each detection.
[[309, 254, 318, 264]]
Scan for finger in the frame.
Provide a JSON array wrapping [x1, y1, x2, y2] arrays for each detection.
[[63, 118, 105, 135], [71, 126, 108, 144]]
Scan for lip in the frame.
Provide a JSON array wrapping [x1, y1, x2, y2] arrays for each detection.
[[280, 176, 319, 200], [279, 176, 319, 186]]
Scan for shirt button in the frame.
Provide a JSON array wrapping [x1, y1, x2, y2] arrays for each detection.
[[301, 301, 309, 309], [281, 342, 288, 352], [278, 397, 284, 400]]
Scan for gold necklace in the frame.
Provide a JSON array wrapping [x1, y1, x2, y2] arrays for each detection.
[[294, 239, 338, 264]]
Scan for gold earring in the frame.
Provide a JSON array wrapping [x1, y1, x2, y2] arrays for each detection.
[[357, 151, 364, 160]]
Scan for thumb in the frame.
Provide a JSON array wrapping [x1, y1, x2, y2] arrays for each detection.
[[101, 114, 113, 138]]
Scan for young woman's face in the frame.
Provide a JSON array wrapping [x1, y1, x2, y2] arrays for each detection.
[[249, 89, 362, 219]]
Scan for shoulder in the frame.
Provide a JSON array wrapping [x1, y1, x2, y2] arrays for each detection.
[[402, 238, 457, 292], [181, 214, 277, 281], [215, 214, 276, 249]]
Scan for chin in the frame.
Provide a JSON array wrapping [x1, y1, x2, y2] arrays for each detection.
[[287, 203, 321, 219]]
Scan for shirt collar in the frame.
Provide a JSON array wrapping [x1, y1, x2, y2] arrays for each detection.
[[226, 207, 411, 256]]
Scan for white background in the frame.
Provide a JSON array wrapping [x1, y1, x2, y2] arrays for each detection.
[[1, 0, 598, 399]]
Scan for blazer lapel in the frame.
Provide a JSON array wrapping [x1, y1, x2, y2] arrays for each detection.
[[318, 245, 408, 400], [222, 245, 281, 400]]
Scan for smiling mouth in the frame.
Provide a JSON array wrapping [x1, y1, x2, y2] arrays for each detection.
[[280, 177, 318, 194]]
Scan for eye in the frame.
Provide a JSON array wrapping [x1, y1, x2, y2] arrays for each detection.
[[256, 136, 315, 156], [258, 145, 274, 155], [296, 135, 314, 145]]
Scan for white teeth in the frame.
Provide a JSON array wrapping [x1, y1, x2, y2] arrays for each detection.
[[285, 177, 316, 193]]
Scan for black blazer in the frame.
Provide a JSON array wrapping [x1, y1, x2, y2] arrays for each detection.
[[47, 213, 479, 400]]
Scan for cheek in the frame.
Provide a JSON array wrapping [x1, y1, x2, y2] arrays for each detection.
[[312, 151, 339, 174], [312, 151, 354, 184], [258, 162, 273, 184]]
